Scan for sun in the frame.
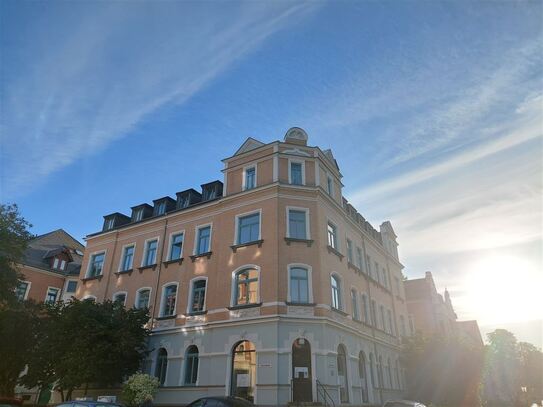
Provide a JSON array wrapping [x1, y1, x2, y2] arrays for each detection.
[[462, 255, 542, 326]]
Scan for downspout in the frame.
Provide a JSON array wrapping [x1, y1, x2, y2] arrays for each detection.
[[103, 230, 119, 301], [151, 217, 170, 320]]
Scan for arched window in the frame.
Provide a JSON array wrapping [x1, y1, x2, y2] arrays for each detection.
[[330, 274, 342, 310], [112, 292, 127, 306], [155, 348, 168, 386], [234, 268, 258, 306], [337, 345, 349, 403], [135, 288, 151, 309], [231, 341, 256, 402], [351, 289, 359, 320], [184, 345, 199, 385], [289, 266, 310, 303], [358, 351, 368, 403], [369, 353, 376, 388]]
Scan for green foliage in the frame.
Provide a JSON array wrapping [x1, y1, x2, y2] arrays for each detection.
[[0, 203, 33, 306], [21, 299, 150, 401], [121, 373, 159, 407]]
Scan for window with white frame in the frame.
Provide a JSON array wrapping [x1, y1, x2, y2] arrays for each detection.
[[65, 280, 77, 293], [244, 166, 256, 190], [87, 252, 105, 277], [361, 293, 369, 323], [169, 233, 184, 260], [351, 288, 360, 320], [60, 260, 66, 270], [287, 208, 308, 239], [327, 175, 334, 196], [53, 258, 59, 269], [155, 348, 168, 386], [356, 247, 363, 270], [161, 284, 177, 317], [331, 274, 342, 310], [120, 245, 135, 271], [234, 268, 258, 306], [327, 222, 338, 249], [190, 279, 206, 313], [45, 287, 59, 304], [15, 281, 30, 301], [196, 226, 211, 254], [136, 288, 151, 309], [290, 161, 304, 185], [237, 212, 260, 245], [156, 201, 166, 215], [134, 208, 144, 222], [113, 292, 127, 305], [184, 345, 199, 385], [143, 239, 158, 266], [346, 239, 353, 263], [104, 218, 114, 230], [289, 266, 309, 303]]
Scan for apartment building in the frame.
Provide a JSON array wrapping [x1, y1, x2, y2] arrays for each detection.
[[76, 128, 409, 406], [15, 229, 83, 304]]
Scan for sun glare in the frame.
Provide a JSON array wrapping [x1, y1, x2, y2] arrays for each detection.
[[463, 255, 542, 325]]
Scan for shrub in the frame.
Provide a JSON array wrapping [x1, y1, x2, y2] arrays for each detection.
[[122, 373, 159, 407]]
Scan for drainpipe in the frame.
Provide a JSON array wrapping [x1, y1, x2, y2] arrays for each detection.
[[151, 217, 170, 320], [103, 230, 120, 301]]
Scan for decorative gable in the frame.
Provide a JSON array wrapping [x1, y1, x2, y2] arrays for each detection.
[[233, 137, 265, 156]]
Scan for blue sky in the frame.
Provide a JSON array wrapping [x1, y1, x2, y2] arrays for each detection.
[[1, 1, 541, 345]]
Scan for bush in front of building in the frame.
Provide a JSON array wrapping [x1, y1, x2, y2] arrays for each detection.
[[121, 373, 159, 407]]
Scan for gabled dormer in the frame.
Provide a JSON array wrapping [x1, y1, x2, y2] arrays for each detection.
[[103, 212, 131, 231], [201, 181, 223, 202], [152, 196, 176, 216], [131, 203, 153, 223], [43, 247, 73, 271], [176, 188, 202, 209]]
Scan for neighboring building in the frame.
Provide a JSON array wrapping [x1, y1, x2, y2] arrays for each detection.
[[16, 229, 83, 304], [76, 128, 409, 406], [457, 320, 484, 348]]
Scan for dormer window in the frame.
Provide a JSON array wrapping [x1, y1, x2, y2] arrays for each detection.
[[133, 208, 143, 222], [179, 195, 190, 208], [53, 258, 59, 269], [104, 218, 114, 230], [60, 260, 66, 270], [156, 201, 166, 215], [244, 166, 256, 190], [203, 188, 216, 201]]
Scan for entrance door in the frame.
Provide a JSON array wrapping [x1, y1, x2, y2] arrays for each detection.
[[292, 338, 312, 402]]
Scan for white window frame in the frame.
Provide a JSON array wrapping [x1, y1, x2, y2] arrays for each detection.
[[159, 282, 179, 317], [361, 293, 369, 324], [166, 230, 185, 261], [287, 263, 313, 303], [118, 242, 136, 272], [183, 345, 200, 386], [286, 206, 311, 240], [187, 277, 208, 314], [45, 286, 60, 303], [135, 287, 153, 309], [327, 221, 339, 250], [327, 174, 334, 197], [60, 259, 66, 270], [53, 258, 59, 269], [350, 287, 360, 320], [16, 280, 31, 300], [112, 291, 128, 306], [82, 294, 97, 301], [233, 209, 262, 245], [288, 158, 306, 185], [193, 223, 213, 255], [64, 279, 78, 294], [230, 264, 261, 307], [330, 272, 343, 311], [86, 250, 107, 278], [346, 238, 354, 263], [242, 164, 257, 191], [141, 237, 160, 267]]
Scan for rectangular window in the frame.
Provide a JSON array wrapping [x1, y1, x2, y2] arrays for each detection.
[[185, 348, 199, 385], [45, 287, 59, 304], [134, 209, 143, 222], [235, 269, 258, 305], [362, 294, 369, 323], [15, 281, 29, 301], [351, 290, 359, 320], [370, 300, 377, 326], [121, 245, 135, 271], [66, 280, 77, 293], [290, 162, 303, 185], [169, 233, 184, 260], [288, 209, 307, 239], [136, 289, 150, 309], [365, 255, 371, 275], [237, 213, 260, 244], [60, 260, 66, 270], [356, 247, 363, 270], [346, 239, 353, 263], [327, 222, 337, 249], [144, 240, 158, 266], [156, 201, 166, 215], [190, 280, 206, 312], [88, 252, 105, 277], [388, 309, 395, 336], [196, 226, 211, 254], [162, 285, 177, 316], [331, 275, 341, 310], [53, 258, 59, 269], [290, 267, 309, 303], [374, 261, 379, 281], [113, 293, 126, 305], [327, 176, 334, 196], [382, 268, 388, 289], [380, 305, 386, 331], [245, 167, 256, 190], [105, 217, 114, 230]]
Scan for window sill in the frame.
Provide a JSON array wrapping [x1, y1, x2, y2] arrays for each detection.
[[284, 237, 314, 247], [347, 262, 361, 273], [286, 302, 316, 307], [138, 264, 157, 272], [230, 240, 264, 252], [163, 258, 184, 267], [190, 252, 212, 262], [227, 302, 262, 310], [331, 307, 348, 316], [327, 245, 344, 260], [186, 310, 207, 316], [81, 275, 103, 282], [155, 314, 176, 321], [115, 269, 133, 276]]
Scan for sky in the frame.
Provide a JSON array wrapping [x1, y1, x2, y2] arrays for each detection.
[[1, 1, 541, 346]]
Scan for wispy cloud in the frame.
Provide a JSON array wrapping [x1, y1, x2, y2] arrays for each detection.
[[0, 1, 320, 198]]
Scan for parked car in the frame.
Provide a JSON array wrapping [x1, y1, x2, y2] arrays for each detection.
[[186, 396, 254, 407], [0, 398, 23, 407], [55, 401, 124, 407], [383, 400, 427, 407]]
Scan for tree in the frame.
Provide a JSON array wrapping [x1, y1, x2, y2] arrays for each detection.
[[121, 373, 159, 407], [22, 299, 150, 401], [518, 342, 543, 405], [0, 203, 33, 306]]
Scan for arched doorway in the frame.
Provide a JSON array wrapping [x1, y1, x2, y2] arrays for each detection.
[[337, 344, 349, 403], [292, 338, 312, 402], [230, 340, 256, 402]]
